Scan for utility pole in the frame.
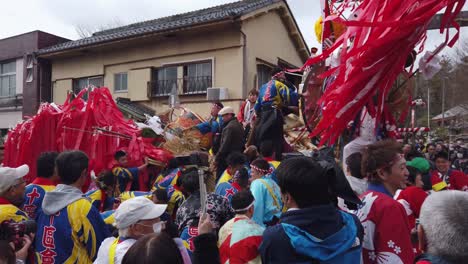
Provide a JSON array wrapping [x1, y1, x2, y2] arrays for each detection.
[[442, 77, 446, 128], [427, 80, 430, 129]]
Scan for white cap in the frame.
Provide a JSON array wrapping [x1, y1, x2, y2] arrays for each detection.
[[0, 165, 29, 194], [219, 106, 235, 116], [114, 196, 167, 229]]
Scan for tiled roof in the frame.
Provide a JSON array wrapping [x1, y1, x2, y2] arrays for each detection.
[[38, 0, 281, 55], [116, 97, 156, 121]]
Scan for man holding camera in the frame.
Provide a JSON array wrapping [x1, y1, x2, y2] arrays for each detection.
[[0, 165, 30, 223], [0, 165, 34, 264]]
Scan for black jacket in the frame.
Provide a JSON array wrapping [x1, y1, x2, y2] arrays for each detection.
[[216, 118, 244, 160], [193, 233, 220, 264]]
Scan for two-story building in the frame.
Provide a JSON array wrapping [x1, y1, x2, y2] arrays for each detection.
[[0, 31, 69, 135], [36, 0, 309, 117]]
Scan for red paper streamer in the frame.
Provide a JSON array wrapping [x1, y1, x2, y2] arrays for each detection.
[[4, 87, 173, 184], [295, 0, 465, 145]]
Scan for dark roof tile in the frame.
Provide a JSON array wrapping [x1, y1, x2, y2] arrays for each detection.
[[38, 0, 280, 55]]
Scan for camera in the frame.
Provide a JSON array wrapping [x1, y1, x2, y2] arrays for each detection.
[[0, 220, 37, 249]]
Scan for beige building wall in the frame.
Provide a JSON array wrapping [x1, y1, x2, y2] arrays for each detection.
[[242, 9, 305, 90], [50, 27, 244, 117], [53, 79, 72, 104]]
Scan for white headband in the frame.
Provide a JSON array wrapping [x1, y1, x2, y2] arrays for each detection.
[[234, 200, 255, 213]]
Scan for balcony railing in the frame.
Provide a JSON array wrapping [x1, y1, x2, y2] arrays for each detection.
[[148, 76, 212, 97], [0, 94, 23, 109]]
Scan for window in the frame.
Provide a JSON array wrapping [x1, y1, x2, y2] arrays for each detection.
[[114, 73, 128, 92], [184, 62, 212, 94], [26, 55, 33, 83], [150, 66, 178, 96], [72, 76, 103, 94], [0, 61, 16, 97], [257, 64, 273, 88], [149, 60, 213, 97]]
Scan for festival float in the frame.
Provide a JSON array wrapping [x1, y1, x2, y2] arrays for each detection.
[[3, 87, 173, 189], [297, 0, 464, 152]]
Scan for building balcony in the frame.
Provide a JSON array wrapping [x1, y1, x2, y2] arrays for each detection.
[[0, 94, 22, 111], [147, 76, 212, 98]]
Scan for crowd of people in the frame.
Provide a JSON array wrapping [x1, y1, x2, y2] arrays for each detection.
[[1, 68, 467, 264]]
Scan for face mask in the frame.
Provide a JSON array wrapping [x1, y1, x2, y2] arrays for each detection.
[[153, 221, 165, 234], [457, 153, 463, 159]]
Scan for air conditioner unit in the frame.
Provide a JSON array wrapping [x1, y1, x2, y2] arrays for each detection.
[[207, 87, 229, 101]]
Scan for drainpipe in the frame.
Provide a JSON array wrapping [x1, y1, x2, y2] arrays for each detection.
[[240, 29, 248, 99]]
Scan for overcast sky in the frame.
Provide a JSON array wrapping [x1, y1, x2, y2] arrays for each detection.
[[1, 0, 467, 58]]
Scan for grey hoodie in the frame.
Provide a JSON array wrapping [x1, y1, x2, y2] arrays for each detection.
[[42, 184, 84, 215]]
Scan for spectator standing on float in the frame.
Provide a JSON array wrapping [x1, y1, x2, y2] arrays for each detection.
[[195, 102, 224, 135], [254, 68, 299, 160], [416, 191, 468, 263], [35, 151, 109, 264], [23, 152, 59, 219], [260, 157, 363, 264], [194, 102, 224, 154], [356, 140, 414, 264], [215, 106, 244, 180], [238, 88, 259, 141]]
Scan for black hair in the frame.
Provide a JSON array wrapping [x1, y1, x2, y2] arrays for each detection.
[[248, 88, 259, 96], [98, 170, 116, 190], [345, 152, 363, 179], [435, 151, 450, 161], [213, 101, 224, 109], [406, 149, 423, 161], [152, 189, 168, 203], [162, 158, 179, 176], [121, 233, 183, 264], [175, 173, 184, 187], [276, 156, 331, 208], [37, 151, 59, 179], [56, 151, 89, 185], [406, 166, 421, 185], [231, 190, 254, 212], [181, 169, 200, 194], [235, 167, 249, 188], [260, 140, 274, 158], [251, 158, 270, 172], [270, 67, 283, 77], [227, 152, 246, 167], [114, 150, 127, 160]]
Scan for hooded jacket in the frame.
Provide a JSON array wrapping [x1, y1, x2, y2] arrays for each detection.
[[35, 184, 110, 263], [260, 204, 363, 264]]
